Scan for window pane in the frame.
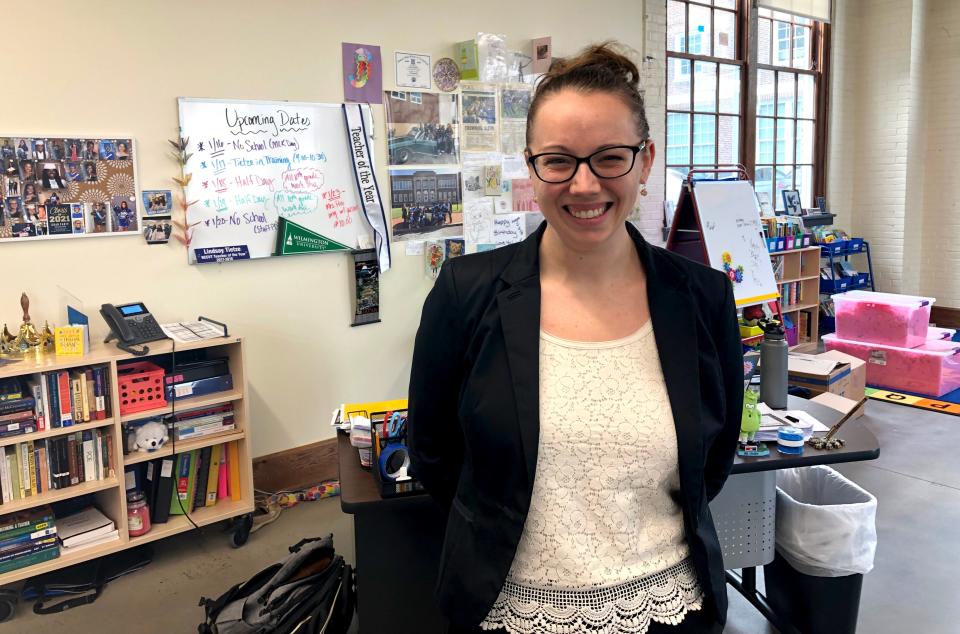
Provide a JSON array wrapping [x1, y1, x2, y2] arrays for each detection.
[[666, 167, 689, 205], [776, 119, 794, 164], [718, 115, 739, 165], [796, 120, 814, 163], [776, 166, 795, 210], [714, 0, 736, 8], [693, 114, 716, 164], [755, 166, 774, 210], [774, 21, 791, 66], [777, 71, 795, 116], [688, 3, 712, 55], [668, 58, 691, 111], [758, 18, 772, 65], [718, 64, 741, 114], [757, 117, 775, 164], [757, 69, 776, 116], [759, 8, 773, 18], [795, 15, 813, 25], [793, 26, 812, 69], [796, 165, 813, 209], [693, 61, 717, 112], [667, 1, 686, 53], [714, 9, 736, 59], [666, 113, 691, 165], [797, 74, 815, 119]]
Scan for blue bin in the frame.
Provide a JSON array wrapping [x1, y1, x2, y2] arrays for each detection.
[[848, 238, 864, 253]]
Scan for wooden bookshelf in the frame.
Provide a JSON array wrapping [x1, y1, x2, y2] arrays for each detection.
[[770, 246, 821, 351], [0, 336, 255, 588]]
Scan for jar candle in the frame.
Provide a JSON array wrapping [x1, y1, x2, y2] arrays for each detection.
[[127, 490, 152, 537]]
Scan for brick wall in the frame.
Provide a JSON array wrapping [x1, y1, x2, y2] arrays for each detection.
[[636, 0, 669, 244]]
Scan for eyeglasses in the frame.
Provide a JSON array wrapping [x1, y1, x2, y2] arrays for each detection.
[[526, 143, 646, 184]]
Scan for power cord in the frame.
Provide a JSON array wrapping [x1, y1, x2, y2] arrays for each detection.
[[165, 336, 200, 531]]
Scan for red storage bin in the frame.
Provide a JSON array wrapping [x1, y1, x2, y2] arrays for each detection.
[[117, 361, 167, 415]]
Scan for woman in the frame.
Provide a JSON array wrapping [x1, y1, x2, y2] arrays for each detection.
[[409, 43, 742, 634], [22, 182, 38, 203]]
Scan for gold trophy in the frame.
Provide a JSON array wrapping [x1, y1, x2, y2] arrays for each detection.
[[0, 293, 55, 357]]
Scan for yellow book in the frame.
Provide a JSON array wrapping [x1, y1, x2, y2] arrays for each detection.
[[228, 442, 241, 501], [27, 441, 37, 496], [71, 376, 83, 423], [205, 444, 221, 507], [54, 326, 85, 356], [80, 371, 91, 422]]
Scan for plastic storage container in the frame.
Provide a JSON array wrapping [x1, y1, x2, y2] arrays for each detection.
[[823, 333, 960, 397], [832, 290, 934, 348]]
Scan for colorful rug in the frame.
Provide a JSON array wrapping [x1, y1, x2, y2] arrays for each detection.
[[866, 387, 960, 416]]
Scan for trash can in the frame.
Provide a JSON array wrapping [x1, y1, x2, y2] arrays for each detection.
[[764, 466, 877, 634]]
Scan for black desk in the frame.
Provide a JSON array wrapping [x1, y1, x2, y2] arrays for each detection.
[[338, 395, 879, 634]]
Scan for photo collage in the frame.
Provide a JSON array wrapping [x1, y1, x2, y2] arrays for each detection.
[[1, 136, 138, 240]]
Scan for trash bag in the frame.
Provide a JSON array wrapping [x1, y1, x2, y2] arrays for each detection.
[[774, 465, 877, 577]]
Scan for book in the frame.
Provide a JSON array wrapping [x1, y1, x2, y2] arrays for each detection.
[[170, 451, 198, 516], [59, 529, 119, 552], [0, 397, 35, 416], [66, 434, 78, 486], [56, 507, 115, 548], [74, 432, 85, 484], [71, 375, 83, 424], [206, 444, 221, 507], [82, 431, 96, 482], [151, 457, 175, 524], [95, 429, 104, 481], [83, 370, 93, 422], [0, 379, 23, 401], [0, 506, 53, 536], [38, 440, 49, 494], [19, 443, 31, 497], [0, 526, 56, 551], [0, 450, 9, 504], [0, 536, 58, 564], [25, 378, 44, 431], [0, 543, 59, 574], [46, 373, 60, 428], [228, 442, 241, 501], [93, 368, 106, 420], [193, 446, 212, 511], [218, 443, 229, 499], [7, 448, 21, 500], [57, 372, 73, 427], [32, 442, 41, 495], [105, 429, 115, 478]]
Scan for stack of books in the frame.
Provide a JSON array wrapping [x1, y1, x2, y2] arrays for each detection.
[[0, 379, 38, 438], [36, 367, 111, 429], [0, 506, 59, 574], [172, 403, 235, 441], [56, 506, 118, 553], [1, 428, 116, 503]]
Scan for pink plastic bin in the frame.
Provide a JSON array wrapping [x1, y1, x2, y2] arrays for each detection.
[[832, 291, 934, 348], [823, 333, 960, 397]]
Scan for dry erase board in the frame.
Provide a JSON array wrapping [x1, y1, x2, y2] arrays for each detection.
[[693, 180, 779, 306], [178, 98, 375, 264]]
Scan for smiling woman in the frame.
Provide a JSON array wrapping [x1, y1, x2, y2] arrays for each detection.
[[408, 42, 743, 634]]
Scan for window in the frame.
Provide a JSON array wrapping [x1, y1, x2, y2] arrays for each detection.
[[666, 2, 829, 212], [390, 91, 407, 101], [409, 93, 422, 105]]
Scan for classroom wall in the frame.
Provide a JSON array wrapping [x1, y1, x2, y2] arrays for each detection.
[[0, 0, 656, 457], [828, 0, 960, 307]]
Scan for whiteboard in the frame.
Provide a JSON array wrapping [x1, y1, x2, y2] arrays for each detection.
[[693, 180, 779, 306], [178, 98, 374, 263]]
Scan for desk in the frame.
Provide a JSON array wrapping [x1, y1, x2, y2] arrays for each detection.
[[338, 395, 879, 634]]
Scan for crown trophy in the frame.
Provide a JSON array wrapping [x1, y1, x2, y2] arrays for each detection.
[[0, 293, 54, 357]]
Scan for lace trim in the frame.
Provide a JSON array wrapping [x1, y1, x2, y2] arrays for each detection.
[[480, 558, 704, 634]]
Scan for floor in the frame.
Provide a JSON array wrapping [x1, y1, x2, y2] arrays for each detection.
[[6, 398, 958, 633]]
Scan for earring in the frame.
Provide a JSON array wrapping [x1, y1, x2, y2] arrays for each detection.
[[640, 182, 648, 197]]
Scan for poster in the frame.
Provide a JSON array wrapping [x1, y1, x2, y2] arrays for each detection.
[[385, 91, 459, 165], [395, 51, 431, 89], [532, 36, 552, 74], [389, 167, 462, 240], [342, 42, 383, 104], [461, 82, 498, 152], [0, 135, 138, 241], [499, 84, 532, 155]]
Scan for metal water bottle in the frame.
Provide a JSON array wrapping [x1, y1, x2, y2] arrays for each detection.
[[759, 321, 789, 409]]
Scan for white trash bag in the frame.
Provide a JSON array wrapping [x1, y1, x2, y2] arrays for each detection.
[[774, 465, 877, 577]]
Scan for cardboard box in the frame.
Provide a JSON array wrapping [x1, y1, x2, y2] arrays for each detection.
[[787, 350, 866, 399], [811, 392, 866, 420]]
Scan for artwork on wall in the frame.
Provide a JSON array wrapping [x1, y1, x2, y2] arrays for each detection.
[[0, 135, 139, 241]]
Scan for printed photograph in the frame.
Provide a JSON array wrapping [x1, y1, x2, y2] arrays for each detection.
[[83, 160, 98, 182], [111, 195, 138, 232], [47, 138, 67, 161], [4, 176, 21, 197], [142, 189, 173, 215], [445, 237, 465, 260], [18, 159, 36, 182], [14, 138, 32, 160], [116, 139, 132, 160], [501, 89, 532, 119], [143, 218, 172, 244], [0, 138, 14, 159], [26, 203, 46, 236], [99, 139, 116, 160], [65, 161, 84, 182], [81, 139, 99, 160], [71, 203, 86, 234], [32, 139, 47, 161], [2, 158, 17, 178], [21, 181, 38, 203], [462, 93, 496, 124], [4, 196, 24, 222], [46, 203, 72, 235], [87, 201, 109, 233], [39, 190, 62, 207], [64, 138, 83, 162], [389, 167, 462, 239], [385, 91, 459, 165], [40, 162, 66, 190]]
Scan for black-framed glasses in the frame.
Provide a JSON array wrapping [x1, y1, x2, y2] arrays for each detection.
[[526, 143, 646, 184]]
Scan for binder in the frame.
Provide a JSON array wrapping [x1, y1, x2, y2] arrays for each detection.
[[151, 457, 175, 524], [192, 447, 212, 512]]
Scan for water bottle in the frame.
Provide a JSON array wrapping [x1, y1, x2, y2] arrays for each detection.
[[760, 321, 789, 409]]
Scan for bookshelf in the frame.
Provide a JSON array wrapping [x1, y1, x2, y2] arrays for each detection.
[[0, 335, 254, 587], [770, 246, 821, 353]]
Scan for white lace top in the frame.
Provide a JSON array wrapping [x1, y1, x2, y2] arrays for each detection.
[[480, 322, 704, 633]]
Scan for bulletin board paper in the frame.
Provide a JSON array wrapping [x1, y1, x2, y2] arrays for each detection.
[[692, 180, 779, 307], [178, 98, 376, 264]]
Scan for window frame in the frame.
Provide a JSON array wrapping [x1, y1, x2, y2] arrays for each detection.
[[665, 0, 831, 207]]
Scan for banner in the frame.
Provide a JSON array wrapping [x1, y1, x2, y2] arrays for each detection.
[[343, 103, 391, 272]]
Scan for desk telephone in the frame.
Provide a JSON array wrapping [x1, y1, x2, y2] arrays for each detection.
[[100, 302, 166, 355]]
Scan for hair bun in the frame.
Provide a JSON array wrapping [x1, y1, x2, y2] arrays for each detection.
[[547, 41, 640, 88]]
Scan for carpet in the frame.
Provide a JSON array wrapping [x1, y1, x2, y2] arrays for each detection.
[[865, 386, 960, 416]]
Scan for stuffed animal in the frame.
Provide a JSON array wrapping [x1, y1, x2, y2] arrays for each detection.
[[134, 421, 169, 452]]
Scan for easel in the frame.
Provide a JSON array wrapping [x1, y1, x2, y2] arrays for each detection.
[[665, 165, 782, 342]]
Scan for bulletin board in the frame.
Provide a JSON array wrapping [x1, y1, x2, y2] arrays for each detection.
[[178, 98, 377, 264], [1, 135, 140, 241]]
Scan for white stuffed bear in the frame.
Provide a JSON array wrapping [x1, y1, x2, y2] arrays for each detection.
[[134, 421, 169, 452]]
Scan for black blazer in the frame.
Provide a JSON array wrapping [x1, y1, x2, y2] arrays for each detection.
[[408, 222, 743, 626]]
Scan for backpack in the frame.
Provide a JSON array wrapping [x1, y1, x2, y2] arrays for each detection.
[[198, 535, 354, 634]]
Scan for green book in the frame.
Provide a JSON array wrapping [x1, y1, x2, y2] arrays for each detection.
[[0, 543, 59, 574]]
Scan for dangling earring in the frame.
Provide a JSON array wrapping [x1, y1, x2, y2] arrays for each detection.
[[640, 182, 648, 197]]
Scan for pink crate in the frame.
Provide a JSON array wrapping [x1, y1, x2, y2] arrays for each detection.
[[833, 291, 934, 348], [823, 333, 960, 397], [117, 361, 168, 415]]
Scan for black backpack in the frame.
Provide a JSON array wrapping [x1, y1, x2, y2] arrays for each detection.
[[198, 535, 355, 634]]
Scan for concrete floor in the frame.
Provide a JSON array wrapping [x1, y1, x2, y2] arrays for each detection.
[[6, 398, 958, 633]]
